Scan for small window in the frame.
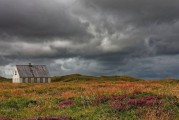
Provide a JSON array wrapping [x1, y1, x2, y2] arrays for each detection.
[[15, 71, 17, 75], [28, 78, 31, 83], [34, 78, 37, 83], [40, 78, 43, 83], [23, 78, 25, 83], [45, 78, 48, 83]]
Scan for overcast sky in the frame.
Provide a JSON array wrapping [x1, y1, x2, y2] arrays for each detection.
[[0, 0, 179, 79]]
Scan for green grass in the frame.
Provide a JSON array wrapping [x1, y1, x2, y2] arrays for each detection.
[[0, 97, 37, 110]]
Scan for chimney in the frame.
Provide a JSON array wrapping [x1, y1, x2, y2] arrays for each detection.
[[29, 63, 32, 67]]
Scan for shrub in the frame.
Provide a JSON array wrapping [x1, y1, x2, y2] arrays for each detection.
[[111, 94, 162, 111], [0, 118, 12, 120], [111, 95, 127, 101], [27, 116, 70, 120], [58, 100, 75, 108], [110, 101, 129, 111], [93, 96, 110, 105]]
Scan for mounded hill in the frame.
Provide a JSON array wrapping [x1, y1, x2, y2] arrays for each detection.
[[0, 76, 11, 82], [52, 74, 143, 82], [160, 78, 179, 84]]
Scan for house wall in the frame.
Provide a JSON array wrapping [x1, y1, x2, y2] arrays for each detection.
[[48, 78, 51, 83], [12, 67, 21, 83], [21, 77, 51, 83], [13, 67, 51, 83]]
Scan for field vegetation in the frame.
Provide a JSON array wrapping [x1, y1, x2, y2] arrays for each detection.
[[0, 74, 179, 120], [0, 76, 11, 83]]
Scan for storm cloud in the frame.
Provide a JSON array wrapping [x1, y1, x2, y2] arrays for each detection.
[[0, 0, 179, 79]]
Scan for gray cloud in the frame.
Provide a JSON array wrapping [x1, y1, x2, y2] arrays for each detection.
[[0, 0, 179, 79], [0, 0, 91, 41], [81, 0, 179, 24]]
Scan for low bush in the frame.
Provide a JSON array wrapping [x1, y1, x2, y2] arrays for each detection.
[[58, 100, 75, 108], [93, 92, 178, 112], [0, 97, 37, 110], [27, 116, 70, 120]]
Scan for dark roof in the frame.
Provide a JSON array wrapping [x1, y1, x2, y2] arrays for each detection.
[[16, 65, 50, 77]]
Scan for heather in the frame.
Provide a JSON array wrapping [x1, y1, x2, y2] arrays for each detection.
[[0, 75, 179, 120]]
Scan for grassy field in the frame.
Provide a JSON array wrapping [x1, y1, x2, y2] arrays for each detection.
[[0, 74, 179, 120]]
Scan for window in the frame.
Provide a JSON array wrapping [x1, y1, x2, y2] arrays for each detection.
[[23, 78, 25, 83], [40, 78, 43, 83], [15, 71, 17, 75], [45, 78, 48, 83], [34, 78, 37, 83], [28, 78, 31, 83]]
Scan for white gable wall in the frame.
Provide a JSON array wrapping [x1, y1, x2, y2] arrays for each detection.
[[12, 67, 21, 83]]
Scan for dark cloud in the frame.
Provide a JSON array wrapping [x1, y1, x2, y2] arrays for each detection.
[[81, 0, 179, 25], [0, 0, 179, 79], [0, 0, 91, 41]]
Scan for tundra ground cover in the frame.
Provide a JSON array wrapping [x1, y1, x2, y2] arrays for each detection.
[[0, 75, 179, 120]]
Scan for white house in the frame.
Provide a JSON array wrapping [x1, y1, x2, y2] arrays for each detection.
[[12, 63, 51, 83]]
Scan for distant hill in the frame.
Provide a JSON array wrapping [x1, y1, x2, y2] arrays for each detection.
[[159, 78, 179, 84], [52, 74, 143, 82], [0, 76, 11, 82]]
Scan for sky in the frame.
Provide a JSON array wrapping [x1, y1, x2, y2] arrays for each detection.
[[0, 0, 179, 79]]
